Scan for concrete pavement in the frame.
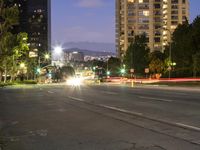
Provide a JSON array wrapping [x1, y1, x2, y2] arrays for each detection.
[[0, 84, 200, 150]]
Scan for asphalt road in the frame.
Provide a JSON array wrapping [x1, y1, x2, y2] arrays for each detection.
[[0, 84, 200, 150]]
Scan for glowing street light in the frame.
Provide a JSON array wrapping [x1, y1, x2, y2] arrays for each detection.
[[107, 71, 111, 76], [20, 63, 25, 68], [36, 67, 41, 74], [54, 46, 62, 54], [172, 62, 176, 66], [120, 68, 125, 74], [120, 64, 126, 75], [44, 53, 50, 60]]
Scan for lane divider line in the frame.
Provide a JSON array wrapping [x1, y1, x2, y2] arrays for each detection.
[[47, 91, 54, 94], [101, 91, 118, 95], [175, 123, 200, 132], [99, 104, 143, 116], [66, 95, 200, 133], [138, 96, 173, 102], [100, 104, 200, 133], [68, 96, 85, 102]]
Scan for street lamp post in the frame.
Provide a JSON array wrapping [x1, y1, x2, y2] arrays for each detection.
[[19, 63, 26, 81], [53, 46, 63, 67], [120, 64, 126, 77], [37, 53, 50, 75]]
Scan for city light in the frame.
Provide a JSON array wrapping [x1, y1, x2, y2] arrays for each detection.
[[66, 77, 83, 86], [44, 54, 50, 60], [54, 46, 62, 54], [36, 67, 41, 74], [120, 69, 125, 74], [20, 63, 25, 68]]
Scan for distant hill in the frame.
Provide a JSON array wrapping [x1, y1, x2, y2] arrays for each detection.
[[63, 48, 116, 57], [63, 42, 115, 53]]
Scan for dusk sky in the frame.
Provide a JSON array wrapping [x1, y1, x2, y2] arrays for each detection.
[[52, 0, 200, 45]]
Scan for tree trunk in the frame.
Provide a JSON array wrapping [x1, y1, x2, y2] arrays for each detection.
[[4, 65, 7, 83], [10, 72, 14, 82], [0, 71, 2, 82]]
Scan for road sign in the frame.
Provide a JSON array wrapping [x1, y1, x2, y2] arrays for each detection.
[[145, 68, 149, 73], [130, 69, 134, 73], [29, 51, 38, 58], [167, 66, 172, 71]]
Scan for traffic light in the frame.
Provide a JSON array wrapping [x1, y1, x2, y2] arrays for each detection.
[[120, 69, 125, 74], [36, 67, 41, 74], [106, 71, 111, 76]]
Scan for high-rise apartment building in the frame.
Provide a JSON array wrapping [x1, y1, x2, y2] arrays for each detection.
[[116, 0, 189, 58], [7, 0, 51, 57]]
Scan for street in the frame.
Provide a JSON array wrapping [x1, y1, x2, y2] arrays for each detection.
[[0, 84, 200, 150]]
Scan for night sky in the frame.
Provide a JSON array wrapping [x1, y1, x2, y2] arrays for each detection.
[[52, 0, 200, 45]]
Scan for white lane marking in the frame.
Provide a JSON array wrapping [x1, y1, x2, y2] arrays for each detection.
[[68, 96, 85, 102], [175, 123, 200, 132], [99, 104, 143, 116], [138, 96, 173, 102], [47, 91, 54, 94], [101, 91, 118, 95], [100, 104, 200, 132], [66, 96, 200, 132], [161, 91, 188, 96], [173, 92, 188, 96]]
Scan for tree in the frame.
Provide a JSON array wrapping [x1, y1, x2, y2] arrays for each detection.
[[168, 21, 192, 77], [0, 0, 19, 82], [9, 32, 29, 81], [60, 66, 75, 80], [107, 57, 121, 76], [191, 16, 200, 54], [149, 51, 165, 75], [0, 0, 19, 36], [191, 16, 200, 77], [124, 34, 149, 76], [0, 32, 16, 82], [166, 16, 200, 77], [192, 52, 200, 77]]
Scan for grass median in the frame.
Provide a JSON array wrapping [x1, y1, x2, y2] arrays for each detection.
[[0, 80, 37, 87]]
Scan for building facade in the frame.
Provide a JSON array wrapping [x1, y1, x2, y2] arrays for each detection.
[[63, 51, 84, 63], [116, 0, 189, 58], [7, 0, 51, 58]]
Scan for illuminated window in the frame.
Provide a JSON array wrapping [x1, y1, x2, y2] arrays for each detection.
[[163, 36, 168, 40], [163, 31, 167, 35], [143, 10, 149, 16], [171, 25, 177, 30], [163, 4, 167, 9], [139, 0, 143, 3]]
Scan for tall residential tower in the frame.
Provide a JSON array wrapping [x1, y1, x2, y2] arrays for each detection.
[[116, 0, 189, 58], [7, 0, 51, 57]]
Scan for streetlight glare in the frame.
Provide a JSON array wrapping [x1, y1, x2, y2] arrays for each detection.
[[20, 63, 25, 68], [54, 46, 62, 54], [107, 71, 111, 75], [36, 68, 41, 74], [44, 54, 50, 59], [120, 69, 125, 74]]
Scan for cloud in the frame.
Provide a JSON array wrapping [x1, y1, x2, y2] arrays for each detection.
[[77, 0, 104, 8]]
